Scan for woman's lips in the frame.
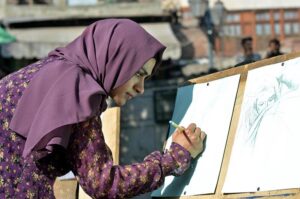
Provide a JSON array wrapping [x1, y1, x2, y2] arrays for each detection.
[[127, 93, 133, 99]]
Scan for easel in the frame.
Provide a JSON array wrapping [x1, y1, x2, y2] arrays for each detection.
[[53, 107, 121, 199], [155, 52, 300, 199]]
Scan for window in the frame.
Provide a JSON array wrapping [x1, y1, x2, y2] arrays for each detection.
[[264, 24, 271, 35], [235, 25, 241, 35], [292, 23, 300, 34], [284, 11, 298, 19], [284, 23, 292, 35], [223, 26, 229, 35], [225, 14, 240, 23], [256, 24, 263, 35], [256, 23, 272, 36], [274, 23, 281, 35], [274, 12, 280, 21], [256, 12, 270, 21], [233, 14, 240, 22], [223, 25, 241, 36]]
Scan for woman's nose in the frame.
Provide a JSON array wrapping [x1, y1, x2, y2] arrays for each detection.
[[134, 79, 144, 94]]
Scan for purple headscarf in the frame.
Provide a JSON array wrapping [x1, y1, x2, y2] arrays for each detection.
[[9, 19, 166, 158]]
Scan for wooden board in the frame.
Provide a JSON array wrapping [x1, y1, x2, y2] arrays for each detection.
[[53, 179, 78, 199], [156, 52, 300, 199], [101, 107, 121, 165]]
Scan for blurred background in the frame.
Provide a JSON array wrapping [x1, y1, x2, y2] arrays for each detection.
[[1, 0, 300, 198]]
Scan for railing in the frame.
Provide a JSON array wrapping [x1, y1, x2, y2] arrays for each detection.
[[6, 0, 53, 5], [1, 0, 164, 21], [5, 0, 141, 6]]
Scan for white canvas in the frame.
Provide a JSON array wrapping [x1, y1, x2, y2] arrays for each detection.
[[223, 57, 300, 193], [152, 74, 240, 197]]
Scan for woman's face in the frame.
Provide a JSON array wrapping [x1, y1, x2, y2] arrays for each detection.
[[110, 58, 156, 106]]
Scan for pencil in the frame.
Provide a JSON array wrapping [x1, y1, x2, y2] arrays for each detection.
[[169, 121, 194, 147]]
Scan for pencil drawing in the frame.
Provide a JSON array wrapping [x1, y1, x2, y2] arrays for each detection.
[[243, 74, 298, 147]]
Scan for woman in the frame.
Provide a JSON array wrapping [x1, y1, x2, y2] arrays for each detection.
[[0, 19, 206, 198]]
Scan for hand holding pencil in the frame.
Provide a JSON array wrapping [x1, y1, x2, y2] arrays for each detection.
[[170, 121, 206, 158]]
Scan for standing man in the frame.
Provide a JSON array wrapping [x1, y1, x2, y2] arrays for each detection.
[[235, 36, 261, 67], [265, 38, 284, 58], [161, 0, 190, 24]]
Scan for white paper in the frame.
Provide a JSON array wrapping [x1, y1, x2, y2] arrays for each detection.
[[152, 74, 240, 197], [58, 171, 75, 180], [223, 57, 300, 193]]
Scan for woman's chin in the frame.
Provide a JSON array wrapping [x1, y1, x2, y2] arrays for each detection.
[[114, 99, 127, 107]]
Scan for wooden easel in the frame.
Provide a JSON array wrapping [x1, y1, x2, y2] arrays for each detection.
[[156, 52, 300, 199], [53, 107, 121, 199]]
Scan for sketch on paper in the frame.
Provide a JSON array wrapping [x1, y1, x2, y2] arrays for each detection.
[[223, 57, 300, 193], [152, 74, 240, 197], [242, 74, 298, 147]]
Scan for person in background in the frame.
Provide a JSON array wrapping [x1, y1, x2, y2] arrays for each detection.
[[265, 38, 284, 59], [235, 36, 261, 67], [0, 19, 206, 198], [161, 0, 190, 24]]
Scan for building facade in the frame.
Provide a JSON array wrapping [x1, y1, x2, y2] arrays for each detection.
[[212, 0, 300, 64]]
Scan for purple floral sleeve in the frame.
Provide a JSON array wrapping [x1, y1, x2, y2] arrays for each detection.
[[68, 117, 191, 199]]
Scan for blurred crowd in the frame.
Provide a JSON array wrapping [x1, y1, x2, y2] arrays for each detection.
[[235, 37, 284, 67]]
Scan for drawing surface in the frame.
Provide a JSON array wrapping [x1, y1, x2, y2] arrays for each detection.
[[223, 57, 300, 193], [152, 75, 240, 196]]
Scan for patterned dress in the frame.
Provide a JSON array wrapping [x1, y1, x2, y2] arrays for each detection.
[[0, 56, 191, 199]]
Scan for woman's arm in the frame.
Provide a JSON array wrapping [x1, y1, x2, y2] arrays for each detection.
[[68, 117, 191, 199]]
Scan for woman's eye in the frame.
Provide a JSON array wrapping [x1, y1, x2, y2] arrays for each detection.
[[135, 72, 142, 77], [135, 69, 148, 78]]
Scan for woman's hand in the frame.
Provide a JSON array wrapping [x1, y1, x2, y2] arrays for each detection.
[[172, 123, 206, 158]]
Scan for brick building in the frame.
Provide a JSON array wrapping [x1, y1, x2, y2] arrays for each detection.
[[211, 0, 300, 63]]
